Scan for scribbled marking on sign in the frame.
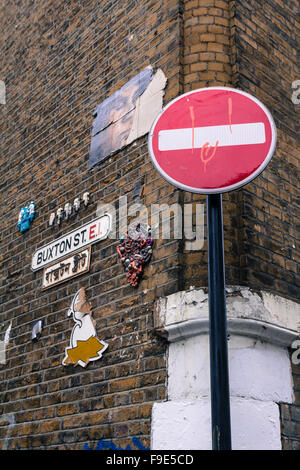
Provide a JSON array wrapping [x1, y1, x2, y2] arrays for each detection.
[[200, 140, 219, 172]]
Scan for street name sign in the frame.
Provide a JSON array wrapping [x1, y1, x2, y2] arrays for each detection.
[[31, 214, 111, 271], [41, 247, 91, 290]]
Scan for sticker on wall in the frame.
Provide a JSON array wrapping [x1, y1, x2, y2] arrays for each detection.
[[31, 320, 44, 342], [42, 247, 91, 289], [49, 192, 90, 227], [62, 288, 108, 368], [89, 65, 167, 168], [17, 201, 36, 233], [117, 222, 153, 287]]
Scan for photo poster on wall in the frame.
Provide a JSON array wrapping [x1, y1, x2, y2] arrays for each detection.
[[89, 67, 153, 168]]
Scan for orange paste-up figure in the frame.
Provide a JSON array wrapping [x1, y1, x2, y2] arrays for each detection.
[[62, 288, 108, 368]]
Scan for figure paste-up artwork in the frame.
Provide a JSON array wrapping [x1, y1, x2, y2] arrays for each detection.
[[31, 320, 43, 342], [117, 223, 153, 287], [17, 201, 35, 233], [89, 65, 167, 168], [62, 288, 108, 368]]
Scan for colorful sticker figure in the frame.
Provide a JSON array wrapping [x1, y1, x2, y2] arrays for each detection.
[[117, 223, 153, 287], [17, 201, 35, 233], [62, 288, 108, 368]]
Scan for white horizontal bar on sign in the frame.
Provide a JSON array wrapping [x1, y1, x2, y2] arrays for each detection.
[[158, 122, 266, 151]]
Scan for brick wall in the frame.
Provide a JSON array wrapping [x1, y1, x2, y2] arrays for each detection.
[[181, 0, 242, 289], [181, 0, 299, 300], [0, 0, 299, 450], [234, 0, 299, 302], [0, 0, 183, 450], [234, 2, 300, 445]]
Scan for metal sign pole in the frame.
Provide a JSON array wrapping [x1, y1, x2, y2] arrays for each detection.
[[206, 193, 232, 450], [148, 86, 276, 451]]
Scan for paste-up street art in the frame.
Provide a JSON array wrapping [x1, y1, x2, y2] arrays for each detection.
[[17, 201, 36, 233], [31, 320, 44, 342], [49, 192, 90, 227], [117, 223, 153, 287], [62, 288, 108, 368], [42, 247, 91, 289], [89, 66, 167, 168]]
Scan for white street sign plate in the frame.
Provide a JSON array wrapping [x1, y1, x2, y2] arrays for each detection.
[[31, 214, 111, 271]]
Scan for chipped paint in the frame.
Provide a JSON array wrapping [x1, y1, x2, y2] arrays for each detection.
[[151, 286, 299, 450]]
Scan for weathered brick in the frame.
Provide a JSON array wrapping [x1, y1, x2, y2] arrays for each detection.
[[110, 377, 137, 393], [40, 420, 60, 433], [57, 404, 79, 417], [0, 0, 298, 452]]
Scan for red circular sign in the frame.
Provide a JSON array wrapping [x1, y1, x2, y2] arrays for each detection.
[[148, 87, 277, 194]]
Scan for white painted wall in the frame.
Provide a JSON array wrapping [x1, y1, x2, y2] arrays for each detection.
[[167, 335, 293, 403], [151, 286, 300, 450], [152, 397, 281, 450]]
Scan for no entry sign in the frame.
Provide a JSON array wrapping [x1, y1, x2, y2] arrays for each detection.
[[148, 87, 276, 194], [148, 87, 277, 450]]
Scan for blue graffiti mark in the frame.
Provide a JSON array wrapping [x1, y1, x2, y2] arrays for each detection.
[[132, 437, 149, 450], [84, 436, 149, 450]]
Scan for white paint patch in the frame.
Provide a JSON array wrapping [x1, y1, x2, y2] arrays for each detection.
[[167, 333, 293, 403], [261, 291, 300, 331], [231, 398, 281, 450], [0, 342, 5, 364], [152, 399, 212, 450], [158, 122, 266, 151], [126, 69, 167, 145], [228, 337, 294, 403], [168, 335, 210, 400], [156, 288, 208, 327], [0, 322, 12, 364], [0, 80, 5, 104], [155, 286, 300, 346], [152, 398, 281, 450]]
